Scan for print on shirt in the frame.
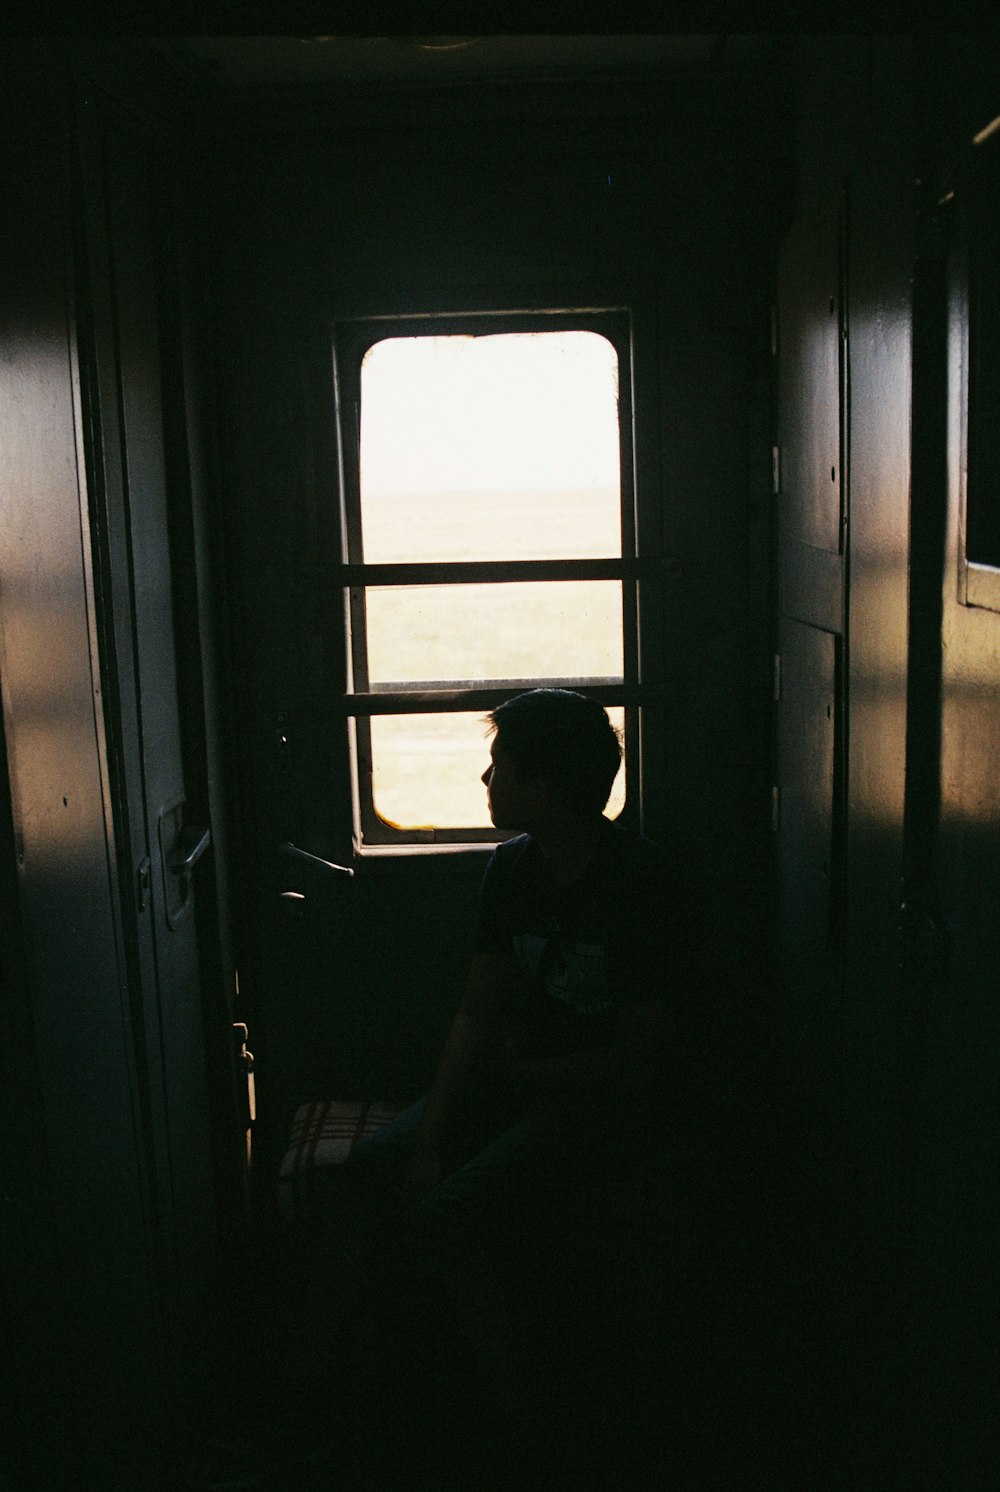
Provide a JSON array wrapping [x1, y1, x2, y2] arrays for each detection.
[[513, 930, 612, 1016]]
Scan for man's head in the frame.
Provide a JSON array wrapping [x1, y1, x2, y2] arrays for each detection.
[[482, 689, 622, 828]]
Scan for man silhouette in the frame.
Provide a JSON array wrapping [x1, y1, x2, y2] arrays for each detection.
[[332, 692, 703, 1388]]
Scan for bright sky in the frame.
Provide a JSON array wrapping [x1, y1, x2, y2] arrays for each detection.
[[359, 330, 621, 495]]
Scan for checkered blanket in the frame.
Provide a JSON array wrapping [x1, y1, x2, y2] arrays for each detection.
[[278, 1098, 405, 1223]]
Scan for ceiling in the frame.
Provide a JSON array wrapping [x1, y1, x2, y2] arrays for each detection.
[[164, 34, 773, 91]]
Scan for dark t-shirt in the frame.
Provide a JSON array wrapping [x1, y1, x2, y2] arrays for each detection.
[[473, 818, 682, 1061]]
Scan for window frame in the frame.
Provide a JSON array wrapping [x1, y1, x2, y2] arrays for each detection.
[[958, 131, 1000, 611], [332, 304, 653, 849]]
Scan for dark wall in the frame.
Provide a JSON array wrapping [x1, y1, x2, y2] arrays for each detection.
[[912, 36, 1000, 1482], [0, 52, 171, 1487], [190, 80, 787, 1130], [0, 42, 245, 1485], [774, 36, 917, 1484], [774, 36, 1000, 1486]]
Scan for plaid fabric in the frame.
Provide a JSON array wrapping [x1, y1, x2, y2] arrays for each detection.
[[278, 1099, 405, 1224]]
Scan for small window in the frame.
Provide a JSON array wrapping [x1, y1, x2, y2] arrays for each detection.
[[966, 141, 1000, 571], [335, 311, 641, 846]]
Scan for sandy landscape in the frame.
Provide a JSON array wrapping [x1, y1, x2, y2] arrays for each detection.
[[361, 487, 626, 829]]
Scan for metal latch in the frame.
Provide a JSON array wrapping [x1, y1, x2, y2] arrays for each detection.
[[158, 799, 211, 929], [232, 1022, 256, 1133]]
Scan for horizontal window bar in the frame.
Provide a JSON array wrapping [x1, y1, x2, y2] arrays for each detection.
[[342, 683, 654, 715], [330, 558, 661, 587], [368, 676, 625, 694], [336, 306, 630, 328]]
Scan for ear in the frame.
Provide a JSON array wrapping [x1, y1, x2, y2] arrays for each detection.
[[524, 775, 554, 815]]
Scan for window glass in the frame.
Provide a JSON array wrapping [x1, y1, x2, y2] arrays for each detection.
[[359, 332, 621, 563], [365, 580, 624, 686], [370, 709, 627, 831]]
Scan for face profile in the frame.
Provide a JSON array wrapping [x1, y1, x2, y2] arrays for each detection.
[[483, 690, 622, 830], [482, 736, 528, 829]]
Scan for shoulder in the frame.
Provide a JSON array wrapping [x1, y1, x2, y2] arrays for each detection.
[[486, 833, 538, 877], [474, 836, 537, 948], [491, 831, 534, 862], [479, 833, 540, 898]]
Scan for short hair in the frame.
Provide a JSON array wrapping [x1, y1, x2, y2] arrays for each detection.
[[487, 689, 622, 816]]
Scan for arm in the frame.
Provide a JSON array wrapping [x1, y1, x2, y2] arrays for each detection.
[[400, 949, 516, 1204]]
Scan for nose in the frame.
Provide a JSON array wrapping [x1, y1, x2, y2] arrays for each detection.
[[482, 766, 492, 787]]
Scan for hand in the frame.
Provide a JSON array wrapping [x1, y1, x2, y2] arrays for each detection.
[[399, 1146, 443, 1209], [479, 1057, 532, 1123]]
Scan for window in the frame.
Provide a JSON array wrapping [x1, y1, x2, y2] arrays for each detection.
[[963, 132, 1000, 609], [334, 309, 645, 847]]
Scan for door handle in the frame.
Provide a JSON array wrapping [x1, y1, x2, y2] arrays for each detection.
[[278, 841, 354, 879], [171, 825, 211, 874], [158, 801, 209, 928]]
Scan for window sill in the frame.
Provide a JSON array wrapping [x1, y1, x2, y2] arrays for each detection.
[[351, 840, 500, 874]]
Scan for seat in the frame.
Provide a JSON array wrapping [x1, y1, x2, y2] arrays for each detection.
[[278, 1099, 405, 1224]]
